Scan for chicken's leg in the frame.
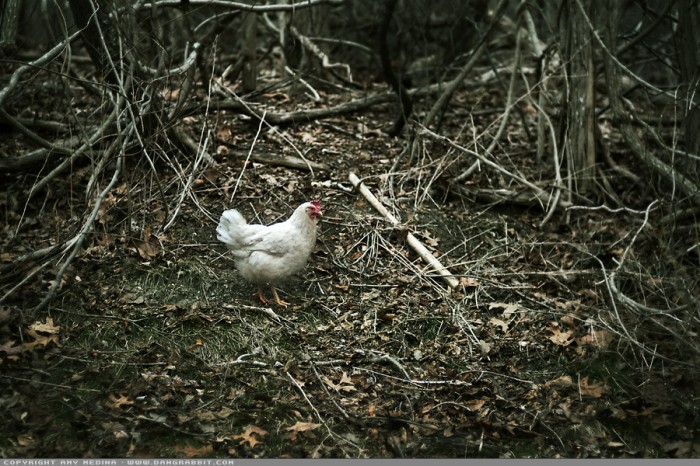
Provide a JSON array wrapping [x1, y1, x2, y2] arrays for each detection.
[[256, 288, 268, 304], [270, 287, 289, 307]]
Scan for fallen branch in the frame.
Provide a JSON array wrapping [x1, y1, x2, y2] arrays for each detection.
[[195, 76, 487, 127], [221, 149, 329, 172], [348, 172, 460, 290]]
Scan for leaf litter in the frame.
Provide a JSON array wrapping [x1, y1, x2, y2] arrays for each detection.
[[1, 77, 698, 461]]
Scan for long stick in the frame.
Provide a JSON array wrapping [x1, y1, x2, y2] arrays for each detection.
[[349, 172, 460, 290]]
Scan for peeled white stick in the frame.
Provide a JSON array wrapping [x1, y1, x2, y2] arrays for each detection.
[[349, 172, 460, 290]]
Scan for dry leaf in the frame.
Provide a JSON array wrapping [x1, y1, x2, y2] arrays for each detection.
[[489, 302, 519, 313], [301, 132, 316, 143], [29, 317, 60, 334], [25, 321, 61, 349], [0, 339, 23, 357], [489, 317, 509, 333], [17, 433, 36, 447], [322, 372, 356, 392], [576, 329, 614, 349], [338, 372, 355, 389], [460, 276, 479, 288], [120, 293, 145, 305], [367, 402, 376, 417], [546, 326, 574, 346], [579, 376, 606, 398], [286, 421, 321, 433], [216, 126, 232, 141], [464, 399, 486, 411], [217, 406, 234, 419], [421, 231, 440, 247], [232, 425, 268, 448], [106, 394, 134, 409], [135, 227, 161, 260], [174, 444, 214, 458], [560, 312, 578, 326], [544, 375, 573, 388]]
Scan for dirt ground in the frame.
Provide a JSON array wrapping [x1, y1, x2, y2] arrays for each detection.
[[1, 67, 699, 458]]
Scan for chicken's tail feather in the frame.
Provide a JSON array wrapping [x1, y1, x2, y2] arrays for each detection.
[[216, 209, 247, 246]]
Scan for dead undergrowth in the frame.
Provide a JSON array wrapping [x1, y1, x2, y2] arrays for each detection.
[[1, 61, 699, 458]]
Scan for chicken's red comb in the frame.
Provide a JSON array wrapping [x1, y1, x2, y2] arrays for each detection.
[[311, 200, 321, 209]]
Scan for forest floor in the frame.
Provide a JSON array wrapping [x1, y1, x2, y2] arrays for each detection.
[[1, 67, 699, 458]]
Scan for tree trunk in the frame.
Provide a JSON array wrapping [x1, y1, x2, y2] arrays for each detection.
[[560, 0, 597, 195], [0, 0, 21, 56], [675, 0, 700, 173], [241, 4, 257, 92]]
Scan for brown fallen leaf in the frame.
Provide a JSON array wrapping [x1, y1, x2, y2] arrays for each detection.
[[546, 326, 574, 346], [25, 325, 61, 350], [29, 317, 60, 334], [286, 421, 321, 441], [231, 424, 268, 448], [489, 317, 509, 333], [367, 402, 377, 417], [174, 443, 214, 458], [579, 376, 607, 398], [544, 375, 574, 388], [322, 372, 356, 392], [17, 433, 36, 447], [560, 312, 578, 327], [576, 329, 614, 349], [120, 293, 145, 305], [463, 399, 486, 412], [0, 339, 24, 357], [459, 276, 479, 288], [135, 226, 162, 260], [106, 394, 134, 409], [489, 302, 520, 313], [286, 421, 321, 433], [29, 317, 61, 335]]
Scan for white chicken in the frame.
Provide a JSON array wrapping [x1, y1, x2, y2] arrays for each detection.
[[216, 201, 322, 306]]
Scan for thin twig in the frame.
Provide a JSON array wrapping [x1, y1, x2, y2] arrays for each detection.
[[367, 352, 411, 380], [231, 110, 266, 203], [309, 363, 351, 420], [286, 371, 334, 437]]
